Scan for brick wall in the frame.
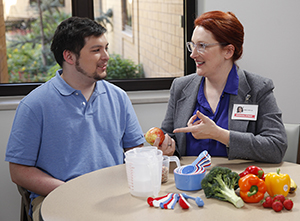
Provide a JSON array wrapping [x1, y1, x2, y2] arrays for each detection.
[[102, 0, 184, 78]]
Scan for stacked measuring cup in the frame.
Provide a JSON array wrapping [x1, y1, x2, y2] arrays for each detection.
[[174, 150, 211, 191]]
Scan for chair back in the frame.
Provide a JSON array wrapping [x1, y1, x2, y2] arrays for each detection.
[[283, 123, 300, 164], [17, 185, 32, 221]]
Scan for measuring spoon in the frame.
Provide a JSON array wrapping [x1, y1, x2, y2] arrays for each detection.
[[181, 193, 204, 207], [181, 150, 211, 174]]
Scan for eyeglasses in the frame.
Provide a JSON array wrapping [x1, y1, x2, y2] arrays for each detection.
[[186, 42, 228, 53]]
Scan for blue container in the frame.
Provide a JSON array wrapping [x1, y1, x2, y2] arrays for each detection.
[[174, 168, 206, 191]]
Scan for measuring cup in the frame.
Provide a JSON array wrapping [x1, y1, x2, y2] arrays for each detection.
[[125, 146, 163, 197], [162, 155, 180, 183]]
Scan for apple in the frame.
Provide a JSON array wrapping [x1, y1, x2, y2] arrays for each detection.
[[145, 127, 165, 146]]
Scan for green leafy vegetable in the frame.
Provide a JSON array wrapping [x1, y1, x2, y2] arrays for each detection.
[[201, 166, 244, 208]]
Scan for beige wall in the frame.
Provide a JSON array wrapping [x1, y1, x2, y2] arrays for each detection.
[[3, 0, 35, 19]]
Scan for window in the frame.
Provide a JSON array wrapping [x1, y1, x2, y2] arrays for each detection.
[[2, 0, 71, 86], [94, 0, 188, 82], [0, 0, 196, 96], [122, 0, 132, 33], [30, 0, 65, 6]]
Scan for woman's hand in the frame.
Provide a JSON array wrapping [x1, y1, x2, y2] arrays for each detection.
[[173, 110, 229, 145], [153, 133, 175, 156], [173, 110, 216, 139]]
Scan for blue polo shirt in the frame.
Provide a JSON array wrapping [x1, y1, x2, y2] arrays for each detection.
[[186, 64, 239, 156], [6, 70, 145, 206]]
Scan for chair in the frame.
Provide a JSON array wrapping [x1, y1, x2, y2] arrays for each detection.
[[283, 123, 300, 164], [17, 185, 32, 221]]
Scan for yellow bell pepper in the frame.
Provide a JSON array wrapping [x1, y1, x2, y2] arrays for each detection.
[[264, 168, 290, 197]]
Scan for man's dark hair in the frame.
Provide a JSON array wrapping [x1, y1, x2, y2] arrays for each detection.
[[51, 17, 107, 67]]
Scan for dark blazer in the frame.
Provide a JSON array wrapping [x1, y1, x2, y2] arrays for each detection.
[[161, 68, 287, 163]]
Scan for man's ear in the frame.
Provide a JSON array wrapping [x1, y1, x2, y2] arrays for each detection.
[[63, 50, 75, 65], [224, 44, 235, 60]]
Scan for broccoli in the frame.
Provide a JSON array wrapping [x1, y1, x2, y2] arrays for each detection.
[[201, 166, 244, 208]]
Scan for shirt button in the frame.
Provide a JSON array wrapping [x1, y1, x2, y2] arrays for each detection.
[[82, 102, 86, 106], [75, 93, 79, 96]]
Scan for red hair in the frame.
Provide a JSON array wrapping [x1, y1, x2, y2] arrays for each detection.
[[194, 11, 244, 62]]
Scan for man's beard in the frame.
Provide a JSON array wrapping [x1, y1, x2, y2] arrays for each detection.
[[75, 60, 106, 81]]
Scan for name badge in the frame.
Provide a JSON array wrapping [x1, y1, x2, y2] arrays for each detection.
[[231, 104, 258, 121]]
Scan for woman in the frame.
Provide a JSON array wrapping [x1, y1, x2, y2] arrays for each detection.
[[160, 11, 287, 163]]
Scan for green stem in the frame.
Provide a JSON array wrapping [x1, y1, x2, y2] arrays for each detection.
[[247, 185, 258, 197], [276, 168, 281, 175], [257, 170, 264, 178]]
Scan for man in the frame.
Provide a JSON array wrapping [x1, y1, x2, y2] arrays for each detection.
[[5, 17, 146, 220]]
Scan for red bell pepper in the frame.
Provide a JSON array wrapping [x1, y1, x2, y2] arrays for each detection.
[[239, 165, 265, 180]]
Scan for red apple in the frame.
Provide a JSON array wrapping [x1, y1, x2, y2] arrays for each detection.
[[145, 127, 165, 146]]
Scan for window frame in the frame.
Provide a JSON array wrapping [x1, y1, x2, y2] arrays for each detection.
[[0, 0, 195, 96]]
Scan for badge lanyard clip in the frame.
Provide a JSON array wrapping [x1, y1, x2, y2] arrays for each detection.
[[245, 94, 251, 103]]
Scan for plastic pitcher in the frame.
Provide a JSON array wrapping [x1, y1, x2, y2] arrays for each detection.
[[125, 146, 163, 197], [162, 155, 180, 183]]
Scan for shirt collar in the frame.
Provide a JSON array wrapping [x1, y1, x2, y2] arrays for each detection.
[[223, 64, 239, 95], [52, 69, 104, 96], [51, 70, 76, 96]]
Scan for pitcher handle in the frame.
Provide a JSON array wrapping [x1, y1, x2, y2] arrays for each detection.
[[169, 156, 180, 168]]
